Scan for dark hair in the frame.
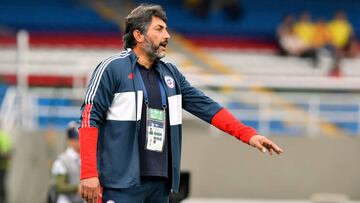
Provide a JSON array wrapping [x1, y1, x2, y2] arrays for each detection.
[[123, 4, 167, 49], [67, 121, 80, 140]]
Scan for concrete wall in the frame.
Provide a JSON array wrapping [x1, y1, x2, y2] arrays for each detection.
[[181, 120, 360, 200], [7, 129, 67, 203]]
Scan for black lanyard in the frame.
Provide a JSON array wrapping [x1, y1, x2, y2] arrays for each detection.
[[135, 65, 167, 109]]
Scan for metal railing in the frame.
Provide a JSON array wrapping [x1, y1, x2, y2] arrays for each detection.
[[1, 87, 358, 137]]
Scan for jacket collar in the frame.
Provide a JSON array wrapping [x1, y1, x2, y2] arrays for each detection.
[[127, 48, 138, 69]]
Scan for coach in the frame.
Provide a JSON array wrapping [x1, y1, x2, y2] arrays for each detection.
[[79, 4, 283, 203]]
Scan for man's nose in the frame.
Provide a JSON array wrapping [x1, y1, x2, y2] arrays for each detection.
[[164, 30, 170, 39]]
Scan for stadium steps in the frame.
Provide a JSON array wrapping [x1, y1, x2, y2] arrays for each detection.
[[87, 0, 225, 75]]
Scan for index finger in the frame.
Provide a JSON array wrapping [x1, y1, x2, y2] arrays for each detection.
[[267, 141, 283, 154]]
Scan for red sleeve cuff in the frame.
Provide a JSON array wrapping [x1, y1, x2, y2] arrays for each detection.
[[79, 127, 99, 179], [211, 108, 257, 144]]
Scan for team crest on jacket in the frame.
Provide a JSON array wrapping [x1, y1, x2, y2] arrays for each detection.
[[164, 76, 175, 88]]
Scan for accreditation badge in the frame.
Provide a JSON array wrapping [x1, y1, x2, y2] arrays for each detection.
[[145, 107, 166, 152]]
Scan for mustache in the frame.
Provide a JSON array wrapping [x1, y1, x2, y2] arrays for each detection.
[[152, 40, 168, 52], [159, 40, 168, 47]]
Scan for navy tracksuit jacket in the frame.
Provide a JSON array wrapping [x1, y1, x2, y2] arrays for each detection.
[[80, 49, 222, 192]]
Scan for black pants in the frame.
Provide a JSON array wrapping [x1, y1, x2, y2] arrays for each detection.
[[103, 178, 169, 203]]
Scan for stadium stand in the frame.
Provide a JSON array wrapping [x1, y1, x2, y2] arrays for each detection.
[[133, 0, 360, 50], [0, 0, 122, 47], [0, 1, 117, 32], [1, 0, 360, 134]]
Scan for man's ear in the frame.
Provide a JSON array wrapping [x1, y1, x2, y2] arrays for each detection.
[[133, 29, 144, 44]]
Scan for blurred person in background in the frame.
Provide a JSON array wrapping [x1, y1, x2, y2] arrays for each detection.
[[277, 14, 295, 40], [327, 11, 357, 76], [0, 129, 11, 203], [277, 14, 318, 67], [312, 18, 332, 49], [294, 11, 315, 47], [328, 10, 357, 58], [277, 14, 296, 54], [51, 121, 83, 203], [79, 4, 283, 203], [312, 18, 340, 74]]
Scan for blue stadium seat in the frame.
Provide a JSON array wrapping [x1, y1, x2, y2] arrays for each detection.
[[0, 0, 119, 32], [138, 0, 360, 38]]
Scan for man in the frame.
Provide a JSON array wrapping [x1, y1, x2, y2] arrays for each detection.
[[328, 11, 354, 52], [51, 121, 83, 203], [293, 11, 315, 47], [327, 11, 357, 76], [79, 4, 283, 203]]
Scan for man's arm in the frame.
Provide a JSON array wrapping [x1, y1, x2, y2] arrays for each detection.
[[79, 61, 117, 202], [212, 108, 283, 155], [172, 64, 283, 155]]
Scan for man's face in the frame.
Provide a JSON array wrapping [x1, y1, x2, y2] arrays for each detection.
[[142, 16, 170, 60], [70, 139, 80, 153]]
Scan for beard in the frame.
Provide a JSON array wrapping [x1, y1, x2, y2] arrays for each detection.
[[143, 36, 167, 61]]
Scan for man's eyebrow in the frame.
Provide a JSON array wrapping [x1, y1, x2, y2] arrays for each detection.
[[155, 24, 167, 29]]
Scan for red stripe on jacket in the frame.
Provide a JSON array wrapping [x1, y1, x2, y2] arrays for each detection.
[[81, 104, 93, 128]]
